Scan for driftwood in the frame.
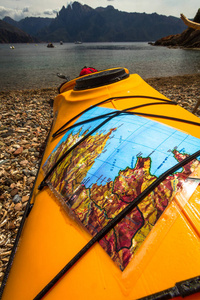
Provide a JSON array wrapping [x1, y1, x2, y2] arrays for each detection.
[[180, 13, 200, 30], [180, 14, 200, 113]]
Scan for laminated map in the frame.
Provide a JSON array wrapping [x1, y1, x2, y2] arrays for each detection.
[[43, 106, 200, 270]]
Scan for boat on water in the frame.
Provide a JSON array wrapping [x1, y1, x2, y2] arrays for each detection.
[[74, 40, 82, 44], [47, 43, 54, 48], [1, 68, 200, 300]]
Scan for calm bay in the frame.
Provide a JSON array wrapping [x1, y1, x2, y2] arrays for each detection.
[[1, 42, 200, 91]]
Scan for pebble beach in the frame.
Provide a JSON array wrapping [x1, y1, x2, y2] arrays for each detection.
[[0, 74, 200, 287]]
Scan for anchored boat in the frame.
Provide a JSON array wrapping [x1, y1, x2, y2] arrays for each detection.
[[47, 43, 54, 48], [1, 68, 200, 300]]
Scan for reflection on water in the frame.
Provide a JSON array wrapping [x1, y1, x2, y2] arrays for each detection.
[[0, 42, 200, 90]]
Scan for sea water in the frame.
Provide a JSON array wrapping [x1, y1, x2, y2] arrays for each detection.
[[0, 42, 200, 91]]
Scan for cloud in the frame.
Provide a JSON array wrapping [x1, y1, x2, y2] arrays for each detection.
[[0, 6, 29, 20], [43, 8, 59, 16], [0, 5, 58, 21]]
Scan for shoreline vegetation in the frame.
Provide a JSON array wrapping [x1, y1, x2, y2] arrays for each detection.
[[0, 73, 200, 287]]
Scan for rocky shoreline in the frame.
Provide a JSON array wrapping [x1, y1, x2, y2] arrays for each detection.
[[0, 88, 56, 286], [0, 74, 200, 287], [153, 10, 200, 48]]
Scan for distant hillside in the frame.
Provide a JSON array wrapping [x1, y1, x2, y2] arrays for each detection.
[[0, 20, 37, 43], [3, 16, 53, 37], [1, 1, 187, 43], [36, 2, 186, 42], [154, 9, 200, 48]]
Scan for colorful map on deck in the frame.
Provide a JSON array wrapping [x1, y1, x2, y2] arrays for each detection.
[[43, 106, 200, 270]]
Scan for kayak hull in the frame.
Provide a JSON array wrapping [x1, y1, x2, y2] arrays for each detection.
[[1, 68, 200, 300]]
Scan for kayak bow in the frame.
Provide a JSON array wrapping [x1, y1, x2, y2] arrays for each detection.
[[1, 68, 200, 300]]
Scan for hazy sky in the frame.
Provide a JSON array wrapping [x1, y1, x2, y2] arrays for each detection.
[[0, 0, 199, 21]]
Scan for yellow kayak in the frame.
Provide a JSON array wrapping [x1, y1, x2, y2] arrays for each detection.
[[1, 68, 200, 300]]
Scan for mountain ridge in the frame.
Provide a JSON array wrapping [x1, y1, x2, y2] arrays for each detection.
[[0, 19, 37, 43], [1, 1, 186, 43]]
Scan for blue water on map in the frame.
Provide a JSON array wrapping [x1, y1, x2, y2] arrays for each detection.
[[48, 106, 200, 188], [1, 42, 200, 91]]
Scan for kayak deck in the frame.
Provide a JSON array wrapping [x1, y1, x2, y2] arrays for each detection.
[[1, 69, 200, 300]]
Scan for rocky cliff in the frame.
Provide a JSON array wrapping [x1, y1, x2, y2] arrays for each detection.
[[2, 2, 186, 43], [36, 2, 186, 42], [0, 20, 37, 43], [154, 9, 200, 48]]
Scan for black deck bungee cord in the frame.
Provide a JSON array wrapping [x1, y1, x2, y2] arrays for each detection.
[[33, 149, 200, 300], [39, 99, 200, 191], [38, 101, 177, 190], [38, 109, 120, 190], [54, 103, 200, 139], [53, 100, 177, 138], [125, 111, 200, 126], [1, 83, 199, 299], [52, 95, 176, 138], [35, 95, 200, 298], [137, 274, 200, 300]]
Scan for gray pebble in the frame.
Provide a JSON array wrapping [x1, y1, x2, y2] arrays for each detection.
[[13, 194, 22, 203]]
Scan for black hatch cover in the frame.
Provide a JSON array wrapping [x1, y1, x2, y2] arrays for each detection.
[[74, 68, 129, 90]]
